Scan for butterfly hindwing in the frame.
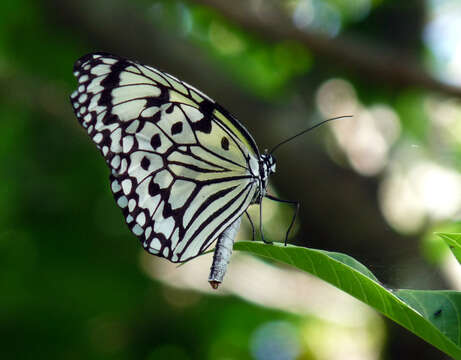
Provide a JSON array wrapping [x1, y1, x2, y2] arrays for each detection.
[[71, 53, 260, 262]]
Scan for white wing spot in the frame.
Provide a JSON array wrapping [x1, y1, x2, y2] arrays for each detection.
[[128, 198, 136, 212], [136, 212, 146, 226], [121, 179, 132, 194], [111, 180, 121, 193], [78, 93, 88, 103], [117, 196, 128, 208], [150, 238, 161, 252], [111, 155, 121, 169], [133, 224, 143, 236], [93, 133, 103, 143], [79, 74, 89, 83]]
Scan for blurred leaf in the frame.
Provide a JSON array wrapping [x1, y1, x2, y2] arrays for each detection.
[[161, 0, 315, 97], [436, 233, 461, 265], [394, 91, 429, 142], [234, 241, 461, 359], [421, 223, 461, 265]]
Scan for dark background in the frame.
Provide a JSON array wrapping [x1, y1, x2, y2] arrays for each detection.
[[1, 0, 460, 359]]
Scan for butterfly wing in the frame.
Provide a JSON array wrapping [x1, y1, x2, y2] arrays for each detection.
[[70, 53, 261, 262]]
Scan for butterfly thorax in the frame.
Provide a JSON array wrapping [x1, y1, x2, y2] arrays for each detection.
[[252, 152, 276, 203]]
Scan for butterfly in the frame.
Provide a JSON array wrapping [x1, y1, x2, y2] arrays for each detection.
[[70, 52, 344, 288]]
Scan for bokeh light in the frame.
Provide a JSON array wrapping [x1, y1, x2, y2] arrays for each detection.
[[380, 154, 461, 233], [424, 0, 461, 84], [142, 250, 375, 317], [250, 321, 300, 360], [292, 0, 342, 37], [302, 318, 383, 360], [316, 78, 400, 175], [209, 21, 246, 55]]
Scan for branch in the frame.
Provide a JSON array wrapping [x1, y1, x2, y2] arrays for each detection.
[[194, 0, 461, 98]]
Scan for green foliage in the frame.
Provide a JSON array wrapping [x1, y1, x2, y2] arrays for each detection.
[[422, 223, 461, 264], [234, 241, 461, 359], [0, 0, 83, 81], [437, 233, 461, 265], [152, 0, 313, 97], [393, 90, 429, 142]]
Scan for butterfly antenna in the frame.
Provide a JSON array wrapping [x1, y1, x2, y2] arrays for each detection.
[[269, 115, 353, 155]]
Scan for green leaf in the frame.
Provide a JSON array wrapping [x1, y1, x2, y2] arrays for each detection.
[[234, 241, 461, 359], [436, 233, 461, 265]]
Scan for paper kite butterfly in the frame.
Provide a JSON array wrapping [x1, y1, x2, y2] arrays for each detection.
[[70, 52, 343, 288]]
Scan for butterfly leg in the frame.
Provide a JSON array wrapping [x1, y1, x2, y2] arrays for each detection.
[[244, 210, 255, 241], [259, 196, 273, 245], [265, 194, 300, 246]]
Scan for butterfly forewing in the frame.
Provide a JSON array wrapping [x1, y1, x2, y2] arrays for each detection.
[[70, 53, 261, 262]]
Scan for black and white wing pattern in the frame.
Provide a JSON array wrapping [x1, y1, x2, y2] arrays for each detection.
[[70, 53, 263, 262]]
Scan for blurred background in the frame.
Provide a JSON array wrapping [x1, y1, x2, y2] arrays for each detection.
[[1, 0, 461, 358]]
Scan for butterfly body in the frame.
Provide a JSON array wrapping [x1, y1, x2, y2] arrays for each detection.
[[70, 53, 276, 267]]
